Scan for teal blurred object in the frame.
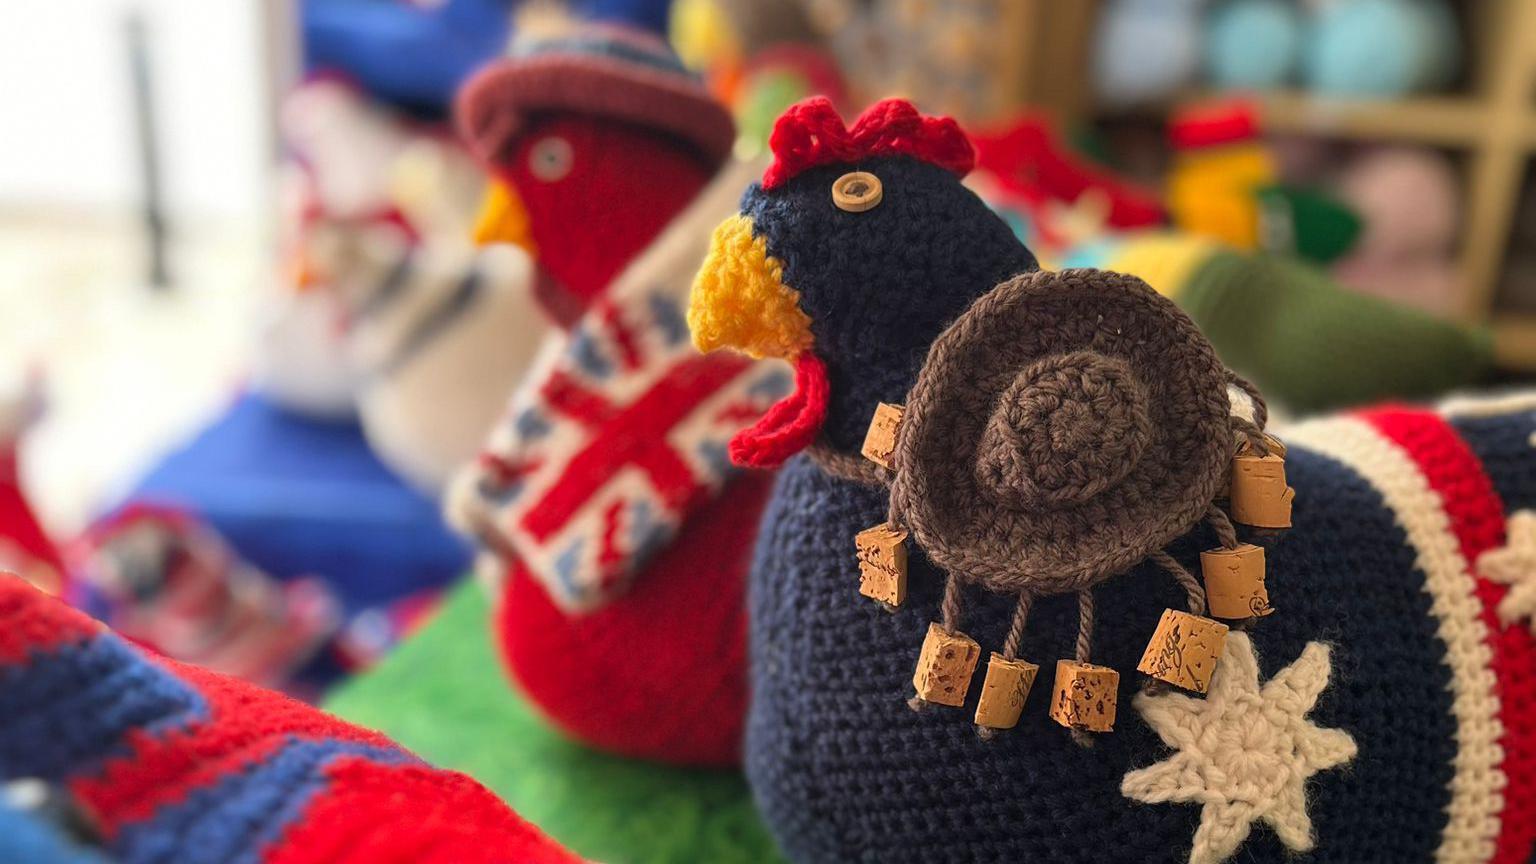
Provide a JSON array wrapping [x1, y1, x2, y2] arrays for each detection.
[[1206, 0, 1302, 89], [0, 796, 108, 864], [1093, 0, 1204, 106], [1306, 0, 1460, 98]]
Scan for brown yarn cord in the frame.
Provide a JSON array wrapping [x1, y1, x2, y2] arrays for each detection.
[[1207, 505, 1241, 550], [1001, 593, 1033, 660], [1069, 590, 1098, 749], [1073, 590, 1095, 664], [1151, 550, 1207, 616], [1230, 415, 1272, 457], [939, 573, 965, 634], [806, 441, 891, 488]]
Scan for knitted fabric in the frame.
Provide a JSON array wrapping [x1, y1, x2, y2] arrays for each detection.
[[970, 114, 1165, 232], [721, 154, 1037, 453], [742, 396, 1536, 863], [457, 25, 735, 169], [1067, 234, 1492, 413], [451, 157, 783, 765], [1177, 248, 1492, 412], [691, 97, 1531, 864], [474, 116, 720, 325], [112, 394, 471, 657], [761, 97, 973, 190], [0, 577, 581, 864], [889, 269, 1232, 595], [327, 578, 785, 864], [79, 505, 340, 694]]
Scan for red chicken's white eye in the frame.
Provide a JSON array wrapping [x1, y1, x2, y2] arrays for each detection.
[[832, 171, 882, 212], [528, 136, 573, 182]]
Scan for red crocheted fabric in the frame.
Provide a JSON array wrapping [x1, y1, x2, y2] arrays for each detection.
[[0, 577, 581, 864], [494, 468, 774, 766], [762, 97, 975, 190], [729, 353, 829, 469]]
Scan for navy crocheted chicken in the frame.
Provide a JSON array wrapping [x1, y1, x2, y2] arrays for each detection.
[[689, 98, 1536, 864]]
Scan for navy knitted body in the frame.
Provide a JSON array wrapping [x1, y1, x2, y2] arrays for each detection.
[[744, 399, 1536, 863]]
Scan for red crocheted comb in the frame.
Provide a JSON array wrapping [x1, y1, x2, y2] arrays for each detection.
[[762, 97, 975, 190]]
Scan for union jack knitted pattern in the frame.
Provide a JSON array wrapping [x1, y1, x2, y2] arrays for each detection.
[[744, 394, 1536, 863], [0, 578, 581, 864]]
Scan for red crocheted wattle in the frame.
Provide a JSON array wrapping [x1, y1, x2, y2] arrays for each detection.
[[762, 97, 975, 190], [728, 354, 829, 469]]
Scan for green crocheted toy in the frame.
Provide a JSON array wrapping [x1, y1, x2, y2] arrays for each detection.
[[325, 580, 783, 864]]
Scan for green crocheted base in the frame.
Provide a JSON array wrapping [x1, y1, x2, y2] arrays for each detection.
[[325, 579, 783, 864]]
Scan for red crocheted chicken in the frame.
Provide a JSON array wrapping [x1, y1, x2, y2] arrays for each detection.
[[450, 26, 771, 766]]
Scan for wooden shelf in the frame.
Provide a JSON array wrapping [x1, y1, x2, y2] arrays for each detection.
[[1252, 91, 1488, 147], [1493, 314, 1536, 370]]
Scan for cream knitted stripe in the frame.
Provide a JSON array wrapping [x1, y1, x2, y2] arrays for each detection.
[[1287, 416, 1504, 864]]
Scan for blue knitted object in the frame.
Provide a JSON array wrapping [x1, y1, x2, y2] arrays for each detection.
[[1205, 0, 1301, 90], [743, 399, 1536, 863], [0, 577, 583, 864], [1306, 0, 1460, 98], [694, 101, 1535, 861], [120, 393, 470, 617], [303, 0, 513, 115]]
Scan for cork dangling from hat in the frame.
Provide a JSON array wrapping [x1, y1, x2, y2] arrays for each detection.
[[864, 269, 1289, 740]]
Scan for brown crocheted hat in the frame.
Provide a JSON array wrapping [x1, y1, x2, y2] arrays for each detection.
[[889, 269, 1232, 597], [455, 26, 736, 170]]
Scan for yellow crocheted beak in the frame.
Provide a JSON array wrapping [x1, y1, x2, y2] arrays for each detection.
[[473, 180, 536, 257], [688, 214, 814, 360]]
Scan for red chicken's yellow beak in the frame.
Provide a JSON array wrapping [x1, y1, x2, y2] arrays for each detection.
[[688, 214, 814, 361], [473, 180, 536, 257]]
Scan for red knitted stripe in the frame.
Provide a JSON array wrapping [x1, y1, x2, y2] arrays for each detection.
[[262, 758, 581, 864], [763, 97, 974, 190], [728, 353, 828, 469], [524, 352, 750, 540], [1364, 407, 1536, 864], [0, 576, 100, 664], [73, 659, 393, 834]]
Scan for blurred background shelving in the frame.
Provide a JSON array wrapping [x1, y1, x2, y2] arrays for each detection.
[[865, 0, 1536, 369]]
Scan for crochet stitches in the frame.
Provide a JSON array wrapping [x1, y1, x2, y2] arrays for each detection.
[[1285, 412, 1508, 863], [1478, 511, 1536, 636], [889, 269, 1234, 595], [1122, 633, 1358, 864], [761, 97, 974, 190]]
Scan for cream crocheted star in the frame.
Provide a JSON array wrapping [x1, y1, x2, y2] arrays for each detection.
[[1478, 510, 1536, 635], [1121, 632, 1357, 864]]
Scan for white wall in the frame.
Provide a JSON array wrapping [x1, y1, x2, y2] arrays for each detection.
[[0, 0, 279, 222]]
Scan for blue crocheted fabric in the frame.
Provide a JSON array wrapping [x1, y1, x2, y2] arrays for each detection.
[[744, 397, 1536, 863], [118, 393, 470, 616], [0, 577, 581, 864]]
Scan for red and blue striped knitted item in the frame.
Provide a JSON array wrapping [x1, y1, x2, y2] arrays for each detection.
[[0, 578, 581, 864], [744, 395, 1536, 863]]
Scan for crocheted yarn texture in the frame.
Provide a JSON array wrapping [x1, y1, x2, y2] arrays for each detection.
[[743, 398, 1536, 863], [326, 578, 784, 864], [0, 577, 579, 864], [692, 96, 1533, 864]]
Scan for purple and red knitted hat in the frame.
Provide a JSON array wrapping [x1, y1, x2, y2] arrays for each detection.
[[456, 25, 735, 168]]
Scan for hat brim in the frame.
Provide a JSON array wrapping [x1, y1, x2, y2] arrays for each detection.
[[456, 54, 736, 172], [890, 269, 1233, 596]]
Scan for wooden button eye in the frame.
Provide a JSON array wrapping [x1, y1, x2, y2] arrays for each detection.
[[833, 171, 883, 212]]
